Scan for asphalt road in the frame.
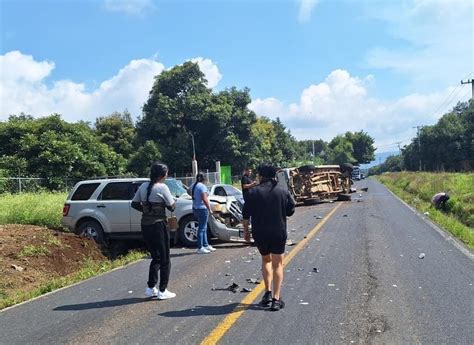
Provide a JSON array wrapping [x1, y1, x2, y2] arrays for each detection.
[[1, 179, 473, 344]]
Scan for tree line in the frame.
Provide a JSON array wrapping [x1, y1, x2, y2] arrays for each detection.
[[370, 100, 474, 174], [0, 62, 375, 189]]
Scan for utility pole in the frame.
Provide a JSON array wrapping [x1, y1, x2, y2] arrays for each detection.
[[413, 126, 423, 171], [395, 142, 402, 155], [460, 79, 474, 100]]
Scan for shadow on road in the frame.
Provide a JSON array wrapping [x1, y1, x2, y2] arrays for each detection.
[[53, 297, 152, 311], [158, 302, 266, 317]]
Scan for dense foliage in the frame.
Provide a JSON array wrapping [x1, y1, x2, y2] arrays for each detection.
[[1, 62, 376, 188], [371, 100, 473, 174]]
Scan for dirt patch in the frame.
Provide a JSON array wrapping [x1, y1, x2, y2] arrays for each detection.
[[0, 224, 106, 300]]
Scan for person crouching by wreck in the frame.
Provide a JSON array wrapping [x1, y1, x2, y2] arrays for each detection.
[[242, 164, 296, 311], [131, 162, 176, 300]]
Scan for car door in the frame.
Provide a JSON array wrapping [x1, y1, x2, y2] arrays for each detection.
[[130, 181, 146, 232], [96, 182, 133, 234]]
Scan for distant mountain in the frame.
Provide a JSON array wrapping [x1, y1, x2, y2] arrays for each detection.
[[360, 151, 398, 169]]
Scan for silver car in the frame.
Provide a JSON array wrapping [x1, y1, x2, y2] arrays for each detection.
[[61, 178, 246, 247]]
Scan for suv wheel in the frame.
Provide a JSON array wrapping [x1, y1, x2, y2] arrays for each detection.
[[178, 215, 199, 247], [76, 220, 106, 245]]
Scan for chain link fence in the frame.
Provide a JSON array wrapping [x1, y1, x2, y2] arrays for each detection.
[[174, 172, 220, 188]]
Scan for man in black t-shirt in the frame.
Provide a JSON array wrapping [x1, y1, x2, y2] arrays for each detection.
[[241, 167, 257, 201], [243, 164, 296, 311]]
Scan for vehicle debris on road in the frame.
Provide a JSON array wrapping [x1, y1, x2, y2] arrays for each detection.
[[246, 278, 261, 284], [11, 264, 25, 272], [418, 253, 425, 259], [241, 287, 252, 293]]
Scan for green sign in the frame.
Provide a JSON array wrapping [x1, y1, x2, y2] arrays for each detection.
[[220, 166, 232, 185]]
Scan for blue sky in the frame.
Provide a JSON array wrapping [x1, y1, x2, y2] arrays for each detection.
[[1, 0, 473, 152]]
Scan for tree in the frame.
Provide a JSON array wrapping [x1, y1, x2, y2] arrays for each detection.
[[0, 114, 125, 189], [327, 135, 356, 165], [127, 141, 162, 177], [95, 110, 136, 158], [344, 131, 375, 164], [137, 62, 257, 173]]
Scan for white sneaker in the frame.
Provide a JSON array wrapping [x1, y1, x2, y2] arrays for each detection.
[[197, 247, 211, 254], [145, 286, 158, 297], [205, 245, 216, 252], [157, 289, 176, 300]]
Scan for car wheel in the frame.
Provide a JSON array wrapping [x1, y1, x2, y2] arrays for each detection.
[[178, 215, 199, 247], [76, 220, 106, 245], [298, 164, 316, 173]]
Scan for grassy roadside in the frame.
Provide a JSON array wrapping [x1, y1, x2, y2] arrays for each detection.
[[1, 248, 146, 310], [0, 192, 66, 228], [375, 172, 474, 250]]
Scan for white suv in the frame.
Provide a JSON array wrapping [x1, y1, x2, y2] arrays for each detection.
[[61, 178, 246, 247]]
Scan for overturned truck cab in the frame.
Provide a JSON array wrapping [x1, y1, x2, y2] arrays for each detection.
[[276, 164, 353, 204]]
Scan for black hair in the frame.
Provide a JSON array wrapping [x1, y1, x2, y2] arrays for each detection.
[[257, 164, 277, 179], [146, 162, 168, 208], [196, 172, 206, 183]]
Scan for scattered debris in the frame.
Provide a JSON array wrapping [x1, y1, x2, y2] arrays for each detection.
[[423, 212, 429, 216], [357, 200, 362, 203], [312, 267, 319, 273], [361, 187, 368, 192], [358, 193, 362, 197], [246, 278, 260, 284], [299, 302, 309, 305], [241, 287, 252, 293], [314, 216, 323, 219], [128, 290, 133, 294], [418, 253, 425, 259], [343, 214, 348, 217], [392, 284, 397, 288], [328, 283, 335, 287], [97, 288, 101, 291], [297, 268, 304, 271], [224, 260, 231, 263], [225, 273, 231, 276], [286, 239, 297, 246], [227, 282, 240, 293], [11, 264, 25, 272], [362, 292, 369, 296]]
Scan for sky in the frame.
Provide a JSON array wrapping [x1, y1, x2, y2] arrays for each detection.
[[1, 0, 473, 153]]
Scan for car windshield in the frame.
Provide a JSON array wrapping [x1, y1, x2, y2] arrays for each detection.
[[165, 179, 188, 198], [223, 185, 242, 196]]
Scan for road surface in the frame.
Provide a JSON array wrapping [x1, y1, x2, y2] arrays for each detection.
[[1, 179, 473, 344]]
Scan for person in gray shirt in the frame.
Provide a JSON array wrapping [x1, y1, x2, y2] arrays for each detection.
[[132, 162, 176, 300]]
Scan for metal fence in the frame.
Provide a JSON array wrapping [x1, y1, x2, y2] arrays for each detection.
[[174, 172, 220, 188]]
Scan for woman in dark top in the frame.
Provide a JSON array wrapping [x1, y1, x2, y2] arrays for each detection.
[[131, 162, 177, 300]]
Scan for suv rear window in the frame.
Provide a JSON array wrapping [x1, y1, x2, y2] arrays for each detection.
[[71, 183, 100, 200], [100, 182, 133, 200]]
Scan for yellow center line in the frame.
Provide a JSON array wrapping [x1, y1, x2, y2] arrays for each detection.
[[201, 202, 343, 345]]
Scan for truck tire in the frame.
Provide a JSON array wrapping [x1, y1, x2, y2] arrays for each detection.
[[298, 164, 316, 173], [76, 219, 106, 246], [337, 194, 352, 201], [178, 215, 199, 247]]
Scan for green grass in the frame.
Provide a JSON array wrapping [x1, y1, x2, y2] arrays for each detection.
[[375, 172, 474, 250], [18, 245, 50, 257], [0, 192, 66, 228], [0, 250, 146, 310]]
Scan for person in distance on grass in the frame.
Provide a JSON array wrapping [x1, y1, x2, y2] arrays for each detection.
[[242, 164, 296, 311], [131, 162, 176, 300]]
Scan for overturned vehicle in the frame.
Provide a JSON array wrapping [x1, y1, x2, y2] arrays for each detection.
[[276, 164, 353, 204]]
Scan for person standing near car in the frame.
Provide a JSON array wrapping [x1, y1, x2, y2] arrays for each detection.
[[241, 167, 257, 202], [131, 162, 176, 300], [191, 172, 216, 254], [243, 164, 296, 311]]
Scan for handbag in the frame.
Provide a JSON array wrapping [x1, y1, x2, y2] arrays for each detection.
[[167, 212, 179, 231]]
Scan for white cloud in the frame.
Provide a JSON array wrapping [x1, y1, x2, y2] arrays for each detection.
[[364, 0, 473, 88], [104, 0, 155, 16], [298, 0, 319, 23], [190, 57, 222, 88], [0, 51, 223, 122], [249, 69, 470, 150]]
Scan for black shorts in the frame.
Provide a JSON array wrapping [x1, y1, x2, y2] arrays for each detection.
[[255, 237, 286, 256]]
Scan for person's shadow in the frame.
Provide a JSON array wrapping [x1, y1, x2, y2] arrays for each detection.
[[158, 302, 267, 317], [53, 297, 151, 311]]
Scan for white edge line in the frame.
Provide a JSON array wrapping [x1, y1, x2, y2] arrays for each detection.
[[0, 258, 147, 313], [380, 182, 473, 261]]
